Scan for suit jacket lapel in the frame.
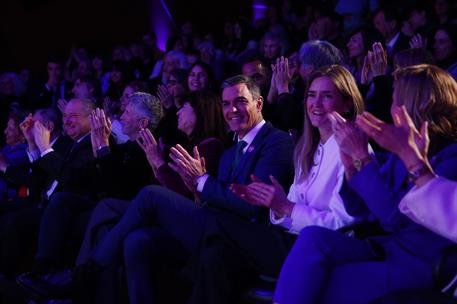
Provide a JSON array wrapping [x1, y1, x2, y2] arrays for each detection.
[[230, 123, 272, 181]]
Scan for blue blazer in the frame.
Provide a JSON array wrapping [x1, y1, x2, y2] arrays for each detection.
[[341, 142, 457, 287], [201, 122, 294, 220]]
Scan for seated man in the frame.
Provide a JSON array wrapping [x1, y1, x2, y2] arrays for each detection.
[[55, 75, 294, 303], [0, 108, 72, 277], [17, 93, 163, 289]]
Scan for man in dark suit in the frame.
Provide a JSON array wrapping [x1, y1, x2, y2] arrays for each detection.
[[32, 57, 73, 112], [71, 75, 294, 304], [0, 108, 72, 277], [373, 6, 410, 62], [29, 98, 99, 274]]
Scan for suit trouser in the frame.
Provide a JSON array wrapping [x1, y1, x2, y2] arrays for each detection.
[[36, 192, 96, 264], [76, 198, 130, 266], [187, 211, 296, 304], [91, 185, 207, 267], [274, 226, 435, 304], [91, 185, 207, 304]]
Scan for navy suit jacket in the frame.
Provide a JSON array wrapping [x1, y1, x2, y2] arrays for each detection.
[[201, 122, 294, 220]]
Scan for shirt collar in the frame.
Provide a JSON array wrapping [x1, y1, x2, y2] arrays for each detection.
[[387, 31, 401, 50], [76, 132, 90, 144], [237, 120, 265, 152]]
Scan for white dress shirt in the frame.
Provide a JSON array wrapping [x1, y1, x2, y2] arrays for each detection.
[[271, 135, 356, 234]]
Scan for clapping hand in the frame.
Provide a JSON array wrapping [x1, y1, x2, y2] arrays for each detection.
[[409, 33, 427, 49], [157, 85, 173, 109], [57, 99, 68, 114], [90, 108, 112, 156], [20, 114, 36, 147], [361, 42, 387, 85], [33, 120, 51, 153], [169, 145, 206, 193], [329, 111, 370, 179], [231, 175, 294, 218], [274, 56, 292, 94], [136, 128, 165, 170], [356, 106, 429, 169]]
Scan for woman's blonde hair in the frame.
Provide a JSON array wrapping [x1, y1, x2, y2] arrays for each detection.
[[393, 64, 457, 152], [294, 65, 364, 182]]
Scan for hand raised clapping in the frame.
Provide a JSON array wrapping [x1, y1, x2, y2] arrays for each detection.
[[356, 106, 429, 169], [136, 128, 165, 170], [169, 145, 206, 193], [90, 108, 111, 156]]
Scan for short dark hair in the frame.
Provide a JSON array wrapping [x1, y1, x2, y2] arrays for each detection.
[[35, 108, 63, 134], [377, 5, 403, 31], [70, 98, 97, 116], [221, 75, 261, 99], [76, 75, 101, 99]]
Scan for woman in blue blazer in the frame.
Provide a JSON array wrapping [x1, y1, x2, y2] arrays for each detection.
[[274, 64, 457, 304]]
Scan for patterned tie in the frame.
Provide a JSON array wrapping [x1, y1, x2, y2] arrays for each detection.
[[232, 140, 247, 170]]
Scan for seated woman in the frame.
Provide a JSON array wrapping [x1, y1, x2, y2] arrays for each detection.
[[358, 103, 457, 303], [274, 64, 457, 304], [186, 61, 217, 92], [0, 110, 29, 203], [232, 64, 365, 233]]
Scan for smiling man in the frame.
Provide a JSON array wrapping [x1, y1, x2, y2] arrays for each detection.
[[62, 75, 295, 304]]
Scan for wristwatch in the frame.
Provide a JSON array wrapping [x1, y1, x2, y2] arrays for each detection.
[[353, 155, 373, 172], [407, 162, 432, 183]]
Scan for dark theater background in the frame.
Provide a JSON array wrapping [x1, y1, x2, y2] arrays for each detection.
[[0, 0, 251, 72]]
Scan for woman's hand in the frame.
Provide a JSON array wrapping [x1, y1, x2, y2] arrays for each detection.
[[356, 106, 429, 169]]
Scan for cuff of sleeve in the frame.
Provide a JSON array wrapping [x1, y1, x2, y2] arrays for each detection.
[[27, 149, 40, 162], [96, 146, 111, 158], [269, 208, 287, 224], [196, 173, 209, 192], [40, 148, 54, 158]]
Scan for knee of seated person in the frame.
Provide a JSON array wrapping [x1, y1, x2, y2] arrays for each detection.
[[123, 229, 156, 261], [298, 226, 333, 243], [136, 184, 164, 200]]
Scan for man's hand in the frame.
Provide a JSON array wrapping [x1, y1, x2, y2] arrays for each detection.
[[90, 108, 111, 156], [136, 128, 165, 169], [33, 121, 52, 153], [231, 175, 294, 218]]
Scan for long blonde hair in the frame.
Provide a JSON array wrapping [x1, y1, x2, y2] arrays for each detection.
[[294, 65, 364, 182], [393, 64, 457, 153]]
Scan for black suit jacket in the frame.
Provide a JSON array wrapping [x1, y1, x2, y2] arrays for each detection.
[[388, 32, 410, 61], [95, 140, 154, 200], [38, 134, 98, 199], [4, 135, 73, 202]]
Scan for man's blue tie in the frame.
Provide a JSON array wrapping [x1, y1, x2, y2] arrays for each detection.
[[232, 140, 247, 170]]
